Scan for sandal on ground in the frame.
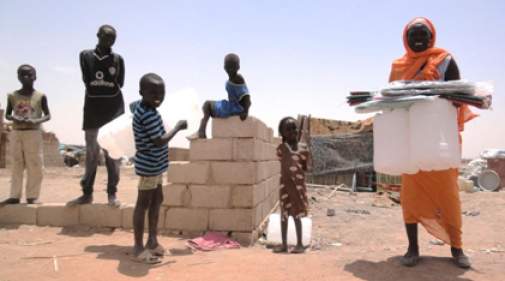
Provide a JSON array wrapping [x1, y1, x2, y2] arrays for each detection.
[[400, 254, 420, 267], [148, 245, 166, 256], [453, 255, 471, 269], [131, 250, 161, 264]]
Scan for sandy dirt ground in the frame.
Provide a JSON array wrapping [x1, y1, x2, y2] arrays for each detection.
[[0, 167, 504, 281]]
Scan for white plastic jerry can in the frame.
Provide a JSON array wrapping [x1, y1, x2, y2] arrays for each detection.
[[373, 108, 415, 175], [409, 97, 460, 171], [266, 213, 312, 246]]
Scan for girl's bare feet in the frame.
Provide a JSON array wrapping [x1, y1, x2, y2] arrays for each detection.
[[273, 245, 288, 253], [291, 245, 306, 254]]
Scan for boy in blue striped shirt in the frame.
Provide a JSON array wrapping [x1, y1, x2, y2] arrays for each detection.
[[131, 73, 187, 263]]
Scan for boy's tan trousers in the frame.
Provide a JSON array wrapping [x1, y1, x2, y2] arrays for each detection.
[[10, 130, 43, 199]]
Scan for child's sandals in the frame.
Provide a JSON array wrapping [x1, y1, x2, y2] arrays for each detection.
[[131, 249, 161, 264], [148, 245, 166, 256]]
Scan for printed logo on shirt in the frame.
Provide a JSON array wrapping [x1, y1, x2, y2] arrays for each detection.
[[109, 67, 116, 75], [95, 71, 104, 80], [13, 101, 34, 119], [90, 70, 115, 88]]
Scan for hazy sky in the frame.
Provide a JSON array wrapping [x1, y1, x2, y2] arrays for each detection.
[[0, 0, 503, 157]]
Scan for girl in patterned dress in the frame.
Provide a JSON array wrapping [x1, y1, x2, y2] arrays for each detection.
[[273, 117, 309, 254]]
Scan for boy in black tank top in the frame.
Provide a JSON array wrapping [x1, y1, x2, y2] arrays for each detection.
[[67, 25, 125, 207]]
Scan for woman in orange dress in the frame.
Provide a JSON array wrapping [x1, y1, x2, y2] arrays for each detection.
[[389, 17, 476, 268]]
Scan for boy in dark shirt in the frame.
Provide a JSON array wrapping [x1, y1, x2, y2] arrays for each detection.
[[68, 25, 125, 207]]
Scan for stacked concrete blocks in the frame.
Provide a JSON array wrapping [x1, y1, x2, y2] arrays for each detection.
[[164, 116, 281, 245]]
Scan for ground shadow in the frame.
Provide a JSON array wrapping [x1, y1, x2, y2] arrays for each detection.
[[344, 256, 475, 281], [58, 226, 116, 238], [85, 244, 176, 278], [0, 224, 21, 230], [168, 247, 194, 256]]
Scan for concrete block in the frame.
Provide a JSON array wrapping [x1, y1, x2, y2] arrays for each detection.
[[211, 161, 257, 185], [80, 204, 122, 227], [263, 143, 278, 161], [266, 175, 281, 196], [166, 161, 210, 184], [162, 184, 191, 207], [209, 207, 261, 232], [189, 185, 231, 209], [270, 191, 279, 209], [121, 205, 135, 229], [231, 231, 258, 246], [165, 208, 209, 231], [254, 204, 263, 228], [233, 139, 277, 161], [233, 139, 263, 161], [0, 204, 37, 225], [212, 116, 270, 141], [231, 180, 267, 208], [168, 148, 189, 161], [259, 143, 276, 161], [121, 204, 166, 229], [261, 199, 270, 221], [189, 138, 233, 161], [257, 161, 280, 182], [37, 203, 79, 226], [266, 128, 274, 143], [261, 191, 279, 220], [211, 161, 279, 185]]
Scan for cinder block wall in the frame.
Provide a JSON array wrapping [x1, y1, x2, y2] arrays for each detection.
[[163, 116, 281, 245], [3, 130, 64, 168], [0, 116, 281, 246]]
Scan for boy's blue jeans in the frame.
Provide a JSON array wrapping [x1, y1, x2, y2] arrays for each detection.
[[80, 129, 120, 195]]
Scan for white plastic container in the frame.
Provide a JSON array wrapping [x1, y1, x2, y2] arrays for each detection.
[[373, 97, 460, 175], [409, 98, 460, 171], [97, 88, 201, 159], [98, 113, 135, 160], [373, 108, 414, 176], [266, 213, 312, 246]]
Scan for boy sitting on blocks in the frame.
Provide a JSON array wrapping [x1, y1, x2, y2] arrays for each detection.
[[189, 53, 251, 139]]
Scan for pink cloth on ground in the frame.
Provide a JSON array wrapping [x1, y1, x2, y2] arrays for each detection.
[[187, 232, 241, 251]]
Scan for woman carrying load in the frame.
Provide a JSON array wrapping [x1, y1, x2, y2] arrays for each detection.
[[389, 17, 476, 268]]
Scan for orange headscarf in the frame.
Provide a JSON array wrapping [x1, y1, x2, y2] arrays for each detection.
[[389, 17, 477, 132], [389, 17, 449, 82]]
